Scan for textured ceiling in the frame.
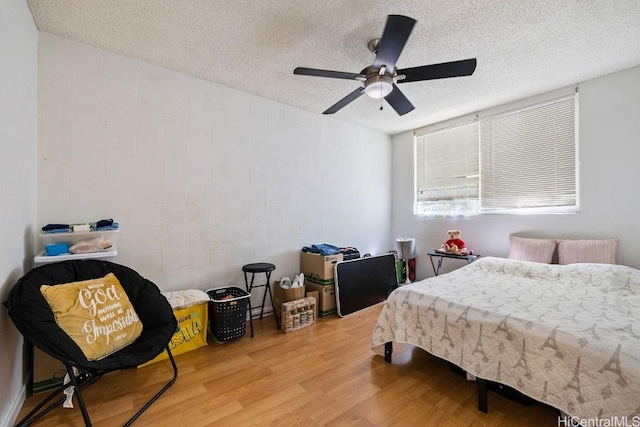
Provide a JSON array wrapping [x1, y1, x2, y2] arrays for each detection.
[[27, 0, 640, 135]]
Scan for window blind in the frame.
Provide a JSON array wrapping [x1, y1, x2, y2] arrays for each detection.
[[415, 121, 479, 216], [479, 96, 577, 211]]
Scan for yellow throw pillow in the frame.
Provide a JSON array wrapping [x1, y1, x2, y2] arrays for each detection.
[[40, 273, 143, 361]]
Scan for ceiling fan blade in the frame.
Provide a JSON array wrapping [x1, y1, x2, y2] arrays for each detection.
[[384, 85, 415, 116], [323, 88, 365, 114], [294, 67, 365, 81], [398, 58, 477, 83], [373, 15, 416, 72]]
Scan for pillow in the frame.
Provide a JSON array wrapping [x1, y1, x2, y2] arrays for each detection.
[[507, 235, 557, 263], [557, 239, 618, 265], [40, 273, 143, 361]]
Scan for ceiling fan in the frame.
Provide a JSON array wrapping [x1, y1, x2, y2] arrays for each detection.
[[293, 15, 477, 116]]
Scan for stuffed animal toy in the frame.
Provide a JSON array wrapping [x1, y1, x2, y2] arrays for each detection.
[[439, 230, 468, 254]]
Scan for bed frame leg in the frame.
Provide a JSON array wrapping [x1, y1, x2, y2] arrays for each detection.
[[478, 378, 488, 413], [384, 342, 393, 363]]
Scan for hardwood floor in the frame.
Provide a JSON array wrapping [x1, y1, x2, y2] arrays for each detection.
[[16, 305, 559, 426]]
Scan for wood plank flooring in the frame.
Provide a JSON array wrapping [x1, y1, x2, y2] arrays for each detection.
[[16, 304, 559, 426]]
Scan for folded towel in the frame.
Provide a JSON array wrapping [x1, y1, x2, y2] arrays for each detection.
[[162, 289, 211, 309]]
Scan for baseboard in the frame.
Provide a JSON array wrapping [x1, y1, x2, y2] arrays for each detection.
[[249, 307, 275, 318], [0, 382, 27, 427]]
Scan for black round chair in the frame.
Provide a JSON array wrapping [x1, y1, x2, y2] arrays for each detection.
[[5, 259, 178, 427]]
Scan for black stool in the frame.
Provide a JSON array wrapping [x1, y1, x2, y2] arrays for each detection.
[[242, 262, 280, 336]]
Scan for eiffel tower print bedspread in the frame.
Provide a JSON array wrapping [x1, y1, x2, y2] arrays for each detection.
[[372, 256, 640, 420]]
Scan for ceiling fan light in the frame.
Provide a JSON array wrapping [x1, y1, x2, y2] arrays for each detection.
[[364, 75, 393, 98]]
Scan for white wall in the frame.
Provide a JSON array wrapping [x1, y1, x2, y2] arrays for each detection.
[[36, 33, 392, 307], [0, 0, 38, 425], [392, 65, 640, 280]]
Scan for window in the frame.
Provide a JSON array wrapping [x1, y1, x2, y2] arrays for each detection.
[[415, 93, 578, 216]]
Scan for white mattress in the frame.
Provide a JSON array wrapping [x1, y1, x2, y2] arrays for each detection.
[[371, 257, 640, 420]]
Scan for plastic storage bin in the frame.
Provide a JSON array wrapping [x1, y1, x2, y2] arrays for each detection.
[[34, 229, 118, 266], [206, 286, 250, 342]]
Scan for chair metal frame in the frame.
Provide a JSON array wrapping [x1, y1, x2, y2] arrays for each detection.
[[15, 346, 177, 427]]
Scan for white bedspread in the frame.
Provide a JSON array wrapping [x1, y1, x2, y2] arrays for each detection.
[[372, 257, 640, 420]]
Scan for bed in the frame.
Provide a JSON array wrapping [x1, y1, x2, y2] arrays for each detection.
[[371, 256, 640, 421]]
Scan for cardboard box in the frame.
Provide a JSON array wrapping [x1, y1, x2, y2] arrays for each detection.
[[304, 280, 336, 316], [273, 281, 305, 318], [300, 252, 343, 283], [33, 347, 66, 395], [306, 289, 319, 320], [140, 301, 208, 367]]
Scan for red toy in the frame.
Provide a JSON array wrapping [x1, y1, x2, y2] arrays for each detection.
[[438, 230, 469, 255]]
